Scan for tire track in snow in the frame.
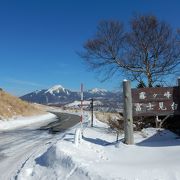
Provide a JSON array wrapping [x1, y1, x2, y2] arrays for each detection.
[[0, 112, 80, 180]]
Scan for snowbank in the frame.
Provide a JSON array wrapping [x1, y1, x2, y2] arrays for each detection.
[[17, 113, 180, 180], [0, 113, 57, 130]]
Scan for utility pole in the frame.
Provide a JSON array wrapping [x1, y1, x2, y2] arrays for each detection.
[[90, 98, 94, 127], [123, 80, 134, 145]]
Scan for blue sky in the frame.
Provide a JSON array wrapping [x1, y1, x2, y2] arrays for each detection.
[[0, 0, 180, 96]]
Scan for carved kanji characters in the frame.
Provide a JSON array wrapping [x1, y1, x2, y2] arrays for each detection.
[[134, 103, 142, 111], [159, 102, 167, 110], [146, 103, 154, 111], [171, 102, 178, 110], [164, 91, 172, 99], [139, 92, 146, 100]]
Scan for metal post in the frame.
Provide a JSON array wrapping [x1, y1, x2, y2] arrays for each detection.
[[90, 98, 94, 127], [178, 77, 180, 86], [123, 80, 134, 145], [155, 116, 159, 128], [80, 83, 84, 129]]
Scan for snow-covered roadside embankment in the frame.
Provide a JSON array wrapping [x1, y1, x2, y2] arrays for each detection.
[[0, 113, 57, 131], [17, 113, 180, 180]]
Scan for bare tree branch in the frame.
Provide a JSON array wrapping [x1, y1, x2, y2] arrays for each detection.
[[79, 16, 180, 87]]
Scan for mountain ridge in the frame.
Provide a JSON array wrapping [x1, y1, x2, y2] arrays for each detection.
[[20, 84, 122, 106]]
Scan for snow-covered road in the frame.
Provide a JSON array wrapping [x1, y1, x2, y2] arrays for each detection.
[[0, 128, 56, 179], [0, 113, 80, 180], [2, 112, 180, 180]]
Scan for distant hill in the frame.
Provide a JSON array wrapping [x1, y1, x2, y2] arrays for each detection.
[[0, 90, 43, 119], [20, 85, 122, 111]]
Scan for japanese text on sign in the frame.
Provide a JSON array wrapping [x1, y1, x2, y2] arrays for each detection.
[[131, 87, 180, 116]]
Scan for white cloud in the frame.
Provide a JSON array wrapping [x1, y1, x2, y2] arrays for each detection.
[[4, 78, 44, 87]]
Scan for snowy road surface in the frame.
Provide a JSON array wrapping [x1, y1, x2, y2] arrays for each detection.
[[15, 114, 180, 180], [2, 112, 180, 180], [0, 113, 80, 180]]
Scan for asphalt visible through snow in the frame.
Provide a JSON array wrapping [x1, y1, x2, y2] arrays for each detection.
[[0, 112, 80, 180], [40, 112, 80, 133]]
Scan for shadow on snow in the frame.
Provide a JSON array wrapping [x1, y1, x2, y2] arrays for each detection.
[[136, 129, 180, 147]]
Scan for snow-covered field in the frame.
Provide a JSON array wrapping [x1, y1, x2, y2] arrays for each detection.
[[13, 112, 180, 180], [65, 100, 102, 109]]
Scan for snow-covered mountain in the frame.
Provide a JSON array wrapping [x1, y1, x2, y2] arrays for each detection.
[[20, 85, 122, 108], [87, 88, 108, 95], [21, 85, 78, 105], [45, 85, 70, 95]]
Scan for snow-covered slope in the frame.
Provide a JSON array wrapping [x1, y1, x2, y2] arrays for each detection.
[[0, 113, 56, 130], [16, 113, 180, 180]]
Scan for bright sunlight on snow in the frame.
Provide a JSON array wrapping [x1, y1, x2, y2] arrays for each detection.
[[16, 112, 180, 180]]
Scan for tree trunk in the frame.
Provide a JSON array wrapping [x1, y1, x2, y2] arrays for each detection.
[[147, 73, 153, 87]]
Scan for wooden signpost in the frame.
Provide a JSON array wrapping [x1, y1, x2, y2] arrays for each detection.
[[122, 78, 180, 145], [123, 80, 134, 145]]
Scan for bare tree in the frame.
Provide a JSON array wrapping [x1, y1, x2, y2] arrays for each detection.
[[80, 20, 126, 81], [80, 15, 180, 87], [126, 15, 180, 87]]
